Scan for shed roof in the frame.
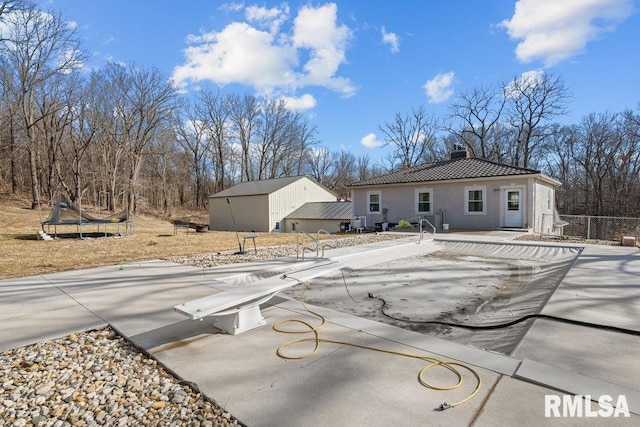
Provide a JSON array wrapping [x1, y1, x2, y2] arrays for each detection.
[[211, 176, 310, 198], [285, 201, 353, 220], [349, 157, 560, 187]]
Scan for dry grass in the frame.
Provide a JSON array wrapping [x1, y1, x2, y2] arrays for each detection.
[[0, 192, 327, 280]]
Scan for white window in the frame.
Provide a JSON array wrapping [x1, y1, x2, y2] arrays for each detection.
[[465, 186, 486, 215], [415, 189, 433, 214], [368, 191, 381, 213]]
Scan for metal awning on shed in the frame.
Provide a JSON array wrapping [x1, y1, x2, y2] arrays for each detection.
[[285, 201, 353, 220]]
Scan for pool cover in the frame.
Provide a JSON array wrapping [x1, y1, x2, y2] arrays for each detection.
[[287, 239, 582, 355]]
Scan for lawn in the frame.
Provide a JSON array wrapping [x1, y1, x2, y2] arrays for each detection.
[[0, 192, 322, 280]]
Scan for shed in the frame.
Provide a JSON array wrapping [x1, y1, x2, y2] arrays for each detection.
[[284, 201, 354, 233], [209, 176, 338, 232]]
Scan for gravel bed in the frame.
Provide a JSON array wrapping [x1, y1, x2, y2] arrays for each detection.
[[513, 234, 621, 246], [170, 232, 405, 268], [0, 328, 239, 427]]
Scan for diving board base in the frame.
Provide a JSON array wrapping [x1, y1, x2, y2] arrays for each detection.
[[211, 306, 266, 335]]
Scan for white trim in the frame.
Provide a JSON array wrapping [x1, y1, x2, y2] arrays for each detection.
[[464, 185, 486, 215], [499, 185, 526, 228], [367, 190, 381, 214], [415, 188, 433, 215]]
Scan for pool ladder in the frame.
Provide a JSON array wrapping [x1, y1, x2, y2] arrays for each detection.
[[296, 229, 338, 260], [419, 218, 436, 241]]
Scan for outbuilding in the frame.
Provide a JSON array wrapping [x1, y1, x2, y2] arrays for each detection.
[[284, 201, 353, 233], [209, 176, 338, 232]]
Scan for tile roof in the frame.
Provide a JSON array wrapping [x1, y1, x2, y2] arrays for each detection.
[[349, 157, 542, 187], [285, 201, 353, 220]]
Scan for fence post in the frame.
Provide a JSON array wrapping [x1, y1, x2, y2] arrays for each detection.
[[587, 216, 591, 240]]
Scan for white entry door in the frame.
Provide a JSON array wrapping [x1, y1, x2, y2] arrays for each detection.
[[504, 189, 523, 228]]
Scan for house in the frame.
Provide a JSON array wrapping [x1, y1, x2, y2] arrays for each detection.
[[209, 176, 338, 232], [348, 150, 564, 235], [284, 201, 353, 233]]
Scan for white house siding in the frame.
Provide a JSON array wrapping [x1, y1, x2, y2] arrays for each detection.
[[351, 176, 550, 231], [532, 179, 557, 235], [209, 194, 269, 232], [267, 177, 336, 232]]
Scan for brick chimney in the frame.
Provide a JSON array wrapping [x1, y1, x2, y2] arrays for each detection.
[[450, 144, 470, 159]]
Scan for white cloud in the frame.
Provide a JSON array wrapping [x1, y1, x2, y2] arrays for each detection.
[[519, 69, 544, 85], [219, 2, 244, 13], [173, 22, 298, 95], [173, 3, 355, 100], [500, 0, 634, 66], [281, 93, 317, 111], [245, 4, 289, 34], [361, 133, 384, 149], [423, 71, 455, 104], [505, 69, 545, 98], [381, 26, 399, 53], [292, 3, 355, 96]]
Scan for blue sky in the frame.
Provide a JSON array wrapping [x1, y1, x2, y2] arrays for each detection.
[[46, 0, 639, 159]]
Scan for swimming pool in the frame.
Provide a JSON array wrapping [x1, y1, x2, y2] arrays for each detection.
[[283, 238, 582, 355]]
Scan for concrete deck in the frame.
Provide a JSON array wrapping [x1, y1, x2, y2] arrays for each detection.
[[1, 232, 638, 426]]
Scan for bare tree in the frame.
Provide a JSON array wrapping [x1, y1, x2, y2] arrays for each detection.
[[330, 151, 357, 200], [378, 105, 441, 170], [36, 72, 77, 202], [304, 147, 333, 185], [196, 88, 230, 193], [103, 63, 178, 215], [0, 80, 21, 193], [146, 126, 179, 214], [571, 113, 623, 216], [447, 85, 507, 159], [227, 94, 260, 182], [87, 66, 127, 212], [254, 98, 295, 179], [174, 98, 211, 208], [0, 3, 86, 208], [503, 72, 571, 168]]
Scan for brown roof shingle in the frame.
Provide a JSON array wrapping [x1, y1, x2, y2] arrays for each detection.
[[349, 157, 542, 187]]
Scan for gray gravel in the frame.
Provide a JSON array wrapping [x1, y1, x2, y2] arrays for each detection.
[[170, 232, 405, 268], [513, 233, 621, 246], [0, 328, 239, 426]]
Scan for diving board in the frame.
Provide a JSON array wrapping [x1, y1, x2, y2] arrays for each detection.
[[174, 260, 346, 335]]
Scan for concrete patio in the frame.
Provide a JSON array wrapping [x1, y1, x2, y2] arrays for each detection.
[[1, 232, 638, 426]]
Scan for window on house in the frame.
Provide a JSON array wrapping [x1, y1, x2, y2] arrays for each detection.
[[465, 187, 485, 214], [368, 192, 380, 213], [417, 190, 432, 214], [507, 191, 520, 210]]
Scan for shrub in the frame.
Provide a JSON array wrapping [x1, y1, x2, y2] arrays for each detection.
[[397, 219, 413, 229]]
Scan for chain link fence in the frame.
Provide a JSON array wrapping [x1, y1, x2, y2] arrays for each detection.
[[559, 215, 640, 241]]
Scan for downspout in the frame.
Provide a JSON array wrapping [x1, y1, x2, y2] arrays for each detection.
[[532, 178, 537, 233]]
